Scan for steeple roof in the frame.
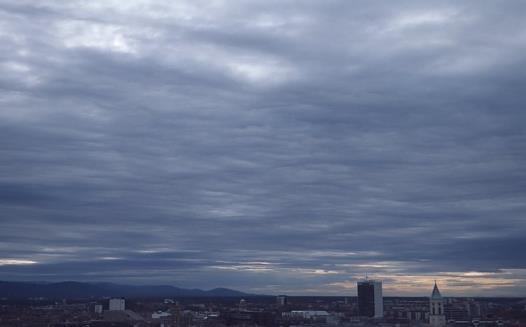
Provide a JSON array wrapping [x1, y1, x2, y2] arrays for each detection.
[[431, 281, 442, 299]]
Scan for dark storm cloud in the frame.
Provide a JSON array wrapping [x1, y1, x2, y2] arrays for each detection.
[[0, 0, 525, 295]]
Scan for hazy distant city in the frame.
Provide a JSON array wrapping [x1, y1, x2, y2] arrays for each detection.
[[1, 280, 525, 326], [1, 0, 525, 327]]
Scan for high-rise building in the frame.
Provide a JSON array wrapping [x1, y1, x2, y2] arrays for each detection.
[[357, 280, 383, 318], [429, 282, 446, 327], [109, 298, 125, 311]]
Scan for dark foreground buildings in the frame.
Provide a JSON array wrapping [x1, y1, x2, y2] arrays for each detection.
[[0, 282, 525, 326]]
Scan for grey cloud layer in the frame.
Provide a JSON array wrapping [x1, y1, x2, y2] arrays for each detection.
[[0, 0, 525, 295]]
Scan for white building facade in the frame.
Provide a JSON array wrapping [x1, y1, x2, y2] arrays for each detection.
[[109, 298, 125, 311]]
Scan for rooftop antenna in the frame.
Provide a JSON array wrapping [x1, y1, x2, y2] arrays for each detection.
[[365, 272, 368, 280]]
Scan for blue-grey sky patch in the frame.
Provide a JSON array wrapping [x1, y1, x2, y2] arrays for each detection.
[[0, 0, 525, 296]]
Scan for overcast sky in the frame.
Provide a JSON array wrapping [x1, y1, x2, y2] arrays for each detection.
[[1, 0, 525, 296]]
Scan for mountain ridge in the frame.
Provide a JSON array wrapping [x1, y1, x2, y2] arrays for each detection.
[[0, 280, 257, 299]]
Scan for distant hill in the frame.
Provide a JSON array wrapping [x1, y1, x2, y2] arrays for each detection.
[[0, 281, 255, 299]]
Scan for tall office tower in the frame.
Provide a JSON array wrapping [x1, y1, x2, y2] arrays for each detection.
[[429, 282, 446, 327], [357, 280, 383, 318], [109, 297, 125, 311]]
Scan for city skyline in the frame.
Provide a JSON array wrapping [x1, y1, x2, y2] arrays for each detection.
[[1, 1, 525, 297]]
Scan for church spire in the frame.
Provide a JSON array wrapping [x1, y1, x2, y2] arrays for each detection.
[[429, 281, 446, 327], [431, 281, 442, 300]]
